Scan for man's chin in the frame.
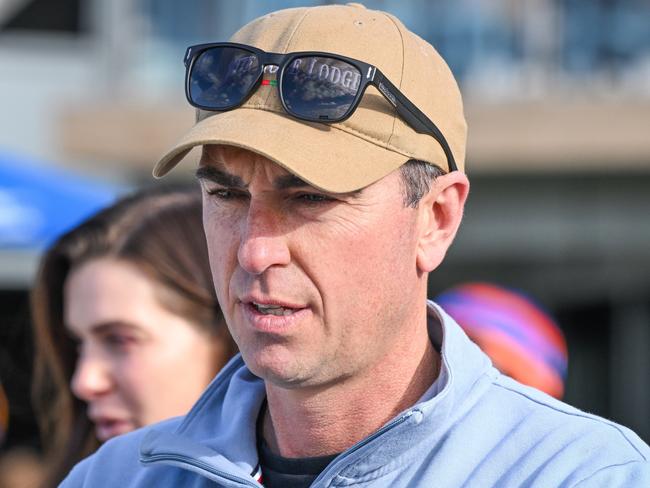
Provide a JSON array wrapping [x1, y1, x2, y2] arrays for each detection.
[[243, 347, 317, 389]]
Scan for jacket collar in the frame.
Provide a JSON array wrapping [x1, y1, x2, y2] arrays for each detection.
[[140, 355, 265, 477]]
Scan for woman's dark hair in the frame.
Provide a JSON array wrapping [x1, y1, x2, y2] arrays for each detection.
[[31, 185, 237, 487]]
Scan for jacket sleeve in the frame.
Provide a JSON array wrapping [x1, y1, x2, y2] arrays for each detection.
[[573, 460, 650, 487]]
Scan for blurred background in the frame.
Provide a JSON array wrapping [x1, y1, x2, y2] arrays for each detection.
[[1, 0, 649, 461]]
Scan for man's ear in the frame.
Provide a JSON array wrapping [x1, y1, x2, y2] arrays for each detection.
[[415, 171, 469, 273]]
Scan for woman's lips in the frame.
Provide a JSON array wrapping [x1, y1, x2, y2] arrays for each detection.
[[93, 418, 135, 441]]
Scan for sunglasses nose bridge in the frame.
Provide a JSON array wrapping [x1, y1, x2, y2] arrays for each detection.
[[264, 52, 286, 65], [262, 64, 280, 75], [257, 52, 287, 76]]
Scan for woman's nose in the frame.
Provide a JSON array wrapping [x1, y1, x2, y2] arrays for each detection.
[[70, 351, 114, 401]]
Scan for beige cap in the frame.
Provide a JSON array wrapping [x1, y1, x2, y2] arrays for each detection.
[[153, 3, 466, 193]]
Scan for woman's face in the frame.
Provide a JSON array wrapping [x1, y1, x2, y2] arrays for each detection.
[[64, 257, 225, 442]]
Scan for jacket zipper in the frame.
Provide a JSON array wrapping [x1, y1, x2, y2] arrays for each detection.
[[140, 452, 261, 487], [310, 411, 415, 486]]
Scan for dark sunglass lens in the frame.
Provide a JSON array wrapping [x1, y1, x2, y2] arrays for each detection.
[[281, 56, 361, 121], [189, 47, 260, 110]]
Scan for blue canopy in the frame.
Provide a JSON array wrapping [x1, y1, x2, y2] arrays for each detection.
[[0, 151, 121, 250]]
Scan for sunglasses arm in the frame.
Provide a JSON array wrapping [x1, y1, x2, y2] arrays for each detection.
[[372, 70, 457, 172]]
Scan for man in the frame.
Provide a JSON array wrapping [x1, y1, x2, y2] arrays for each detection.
[[62, 3, 650, 487]]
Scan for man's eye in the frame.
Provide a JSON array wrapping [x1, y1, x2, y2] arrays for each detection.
[[295, 193, 332, 203], [206, 188, 241, 199]]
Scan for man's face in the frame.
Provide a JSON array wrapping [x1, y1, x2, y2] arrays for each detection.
[[198, 145, 424, 389]]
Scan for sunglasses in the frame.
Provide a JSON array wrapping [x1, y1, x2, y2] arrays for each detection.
[[184, 42, 457, 172]]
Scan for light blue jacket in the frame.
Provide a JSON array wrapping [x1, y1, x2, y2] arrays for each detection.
[[62, 303, 650, 487]]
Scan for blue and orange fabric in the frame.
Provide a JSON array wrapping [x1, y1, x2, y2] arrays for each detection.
[[435, 282, 568, 399]]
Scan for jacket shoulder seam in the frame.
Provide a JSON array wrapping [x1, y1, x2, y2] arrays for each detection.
[[493, 382, 648, 461], [572, 459, 649, 486]]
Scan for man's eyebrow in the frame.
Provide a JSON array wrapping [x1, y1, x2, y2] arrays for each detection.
[[196, 165, 362, 197], [195, 166, 246, 189], [273, 174, 311, 190], [274, 174, 363, 197]]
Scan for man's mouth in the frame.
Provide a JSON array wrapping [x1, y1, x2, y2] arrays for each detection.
[[251, 302, 298, 316], [241, 297, 310, 332]]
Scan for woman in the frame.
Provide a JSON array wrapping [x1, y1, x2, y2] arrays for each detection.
[[31, 185, 237, 486]]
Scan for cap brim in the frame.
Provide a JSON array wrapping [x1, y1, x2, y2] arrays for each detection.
[[153, 108, 409, 193]]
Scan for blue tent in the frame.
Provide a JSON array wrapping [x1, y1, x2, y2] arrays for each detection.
[[0, 151, 122, 250]]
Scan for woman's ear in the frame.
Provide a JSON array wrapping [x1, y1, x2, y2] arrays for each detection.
[[415, 171, 469, 273]]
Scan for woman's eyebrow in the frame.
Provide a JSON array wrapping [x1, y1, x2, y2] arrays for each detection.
[[86, 321, 140, 336]]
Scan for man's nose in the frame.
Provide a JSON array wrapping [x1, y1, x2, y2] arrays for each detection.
[[71, 351, 113, 402], [237, 202, 290, 275]]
